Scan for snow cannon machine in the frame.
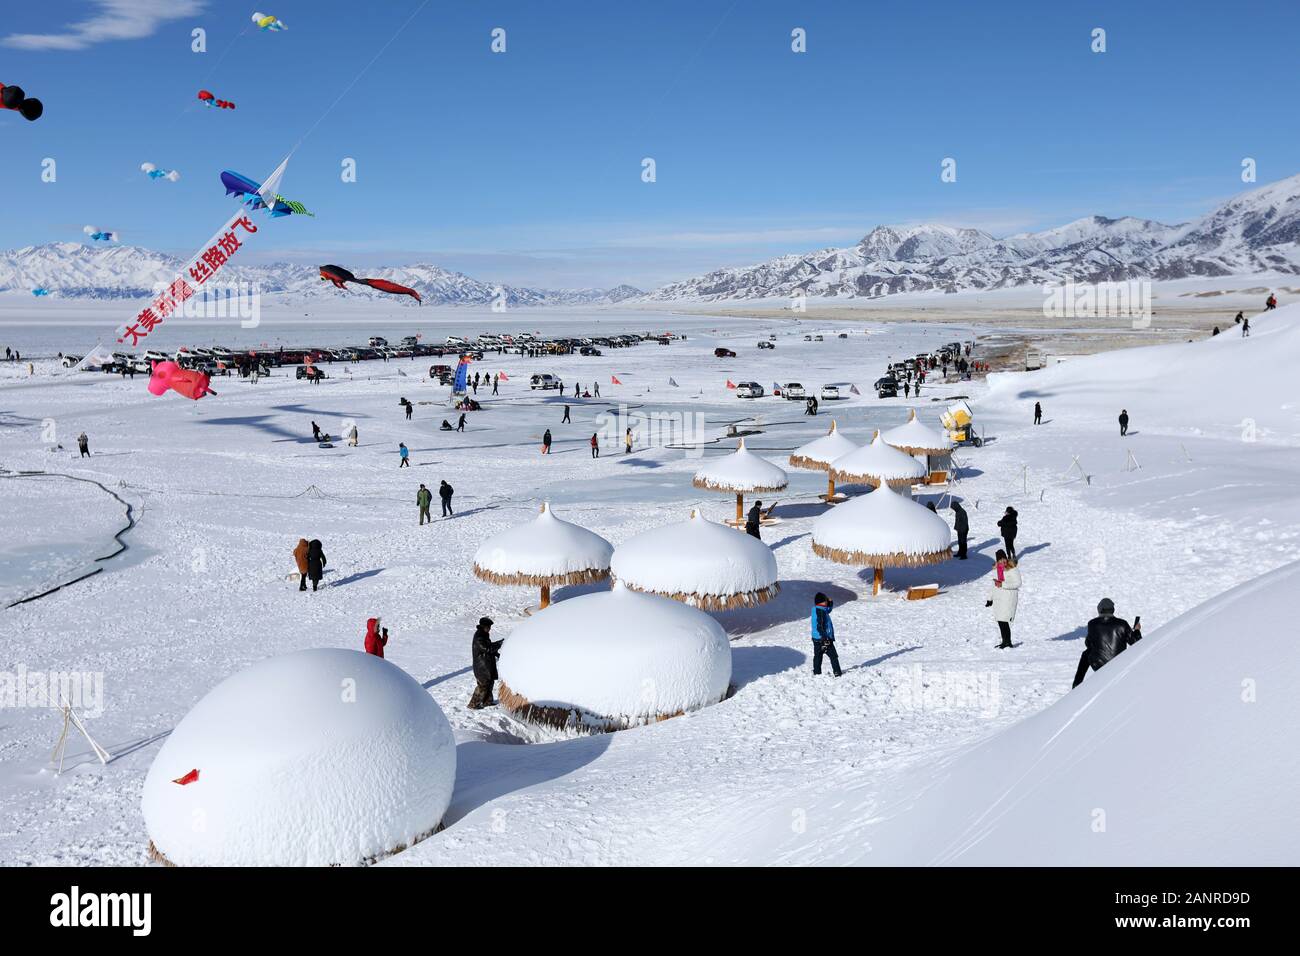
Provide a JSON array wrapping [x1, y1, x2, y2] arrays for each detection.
[[941, 400, 981, 447]]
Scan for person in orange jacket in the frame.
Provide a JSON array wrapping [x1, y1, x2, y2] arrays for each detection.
[[364, 617, 388, 658], [293, 538, 310, 592]]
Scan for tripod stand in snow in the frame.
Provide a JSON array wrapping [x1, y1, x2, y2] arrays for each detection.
[[49, 693, 110, 774], [1063, 455, 1091, 484], [1124, 449, 1141, 472]]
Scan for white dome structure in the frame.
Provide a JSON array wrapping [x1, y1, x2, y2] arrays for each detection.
[[142, 649, 456, 866], [611, 509, 779, 610], [790, 420, 859, 502], [811, 484, 952, 594], [473, 502, 613, 609], [829, 431, 927, 489], [692, 438, 789, 523], [498, 584, 732, 732], [881, 409, 953, 455]]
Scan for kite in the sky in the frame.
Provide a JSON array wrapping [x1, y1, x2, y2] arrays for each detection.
[[141, 162, 181, 182], [83, 225, 119, 242], [319, 264, 421, 303], [222, 170, 314, 217], [0, 83, 43, 121], [252, 12, 287, 31], [197, 90, 236, 110], [148, 361, 215, 401]]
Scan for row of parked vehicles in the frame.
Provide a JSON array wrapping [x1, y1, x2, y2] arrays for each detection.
[[734, 381, 842, 400], [873, 340, 974, 397]]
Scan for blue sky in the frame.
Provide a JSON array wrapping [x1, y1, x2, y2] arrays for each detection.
[[1, 0, 1297, 288]]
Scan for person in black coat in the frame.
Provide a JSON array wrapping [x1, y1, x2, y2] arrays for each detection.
[[468, 617, 502, 708], [745, 501, 763, 539], [439, 480, 454, 517], [1033, 401, 1042, 425], [1072, 598, 1141, 687], [950, 500, 969, 559], [1119, 409, 1129, 436], [305, 539, 326, 591], [997, 506, 1018, 559]]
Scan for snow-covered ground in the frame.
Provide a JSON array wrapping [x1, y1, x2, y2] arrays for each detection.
[[1, 301, 1297, 866]]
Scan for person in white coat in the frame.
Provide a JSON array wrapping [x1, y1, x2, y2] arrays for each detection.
[[986, 550, 1021, 649]]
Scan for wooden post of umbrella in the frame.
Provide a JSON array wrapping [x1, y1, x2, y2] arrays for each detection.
[[539, 583, 551, 610], [827, 474, 836, 502], [735, 492, 744, 524], [872, 566, 884, 596]]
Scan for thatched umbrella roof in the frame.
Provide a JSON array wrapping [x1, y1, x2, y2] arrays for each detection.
[[811, 484, 952, 594], [829, 431, 926, 489], [692, 437, 789, 493], [497, 583, 732, 732], [881, 409, 953, 456], [472, 503, 612, 607], [789, 420, 858, 471], [610, 509, 779, 610]]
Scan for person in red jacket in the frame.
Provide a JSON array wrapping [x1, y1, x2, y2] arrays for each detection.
[[364, 617, 388, 658]]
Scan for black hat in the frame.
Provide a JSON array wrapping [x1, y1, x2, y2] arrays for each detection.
[[814, 591, 829, 605], [479, 616, 494, 628], [1097, 598, 1115, 615]]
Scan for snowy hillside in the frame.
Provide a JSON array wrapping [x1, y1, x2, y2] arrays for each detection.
[[647, 174, 1300, 301], [838, 558, 1300, 865], [986, 301, 1300, 440], [0, 243, 641, 306]]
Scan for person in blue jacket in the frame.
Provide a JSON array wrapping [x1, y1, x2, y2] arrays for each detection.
[[810, 592, 842, 677]]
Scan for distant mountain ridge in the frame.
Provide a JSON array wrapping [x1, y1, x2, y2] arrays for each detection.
[[645, 174, 1300, 301], [0, 244, 643, 306]]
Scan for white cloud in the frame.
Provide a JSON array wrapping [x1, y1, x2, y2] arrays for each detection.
[[3, 0, 205, 52]]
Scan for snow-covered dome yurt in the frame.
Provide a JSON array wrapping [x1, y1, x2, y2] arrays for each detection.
[[692, 437, 788, 524], [497, 584, 732, 732], [142, 648, 456, 866], [829, 430, 927, 490], [610, 508, 779, 610], [811, 483, 952, 595], [472, 502, 613, 610], [881, 409, 954, 484], [789, 419, 859, 502]]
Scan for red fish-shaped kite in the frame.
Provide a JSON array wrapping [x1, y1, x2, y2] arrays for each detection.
[[148, 361, 215, 401]]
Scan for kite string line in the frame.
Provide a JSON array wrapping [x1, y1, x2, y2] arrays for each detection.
[[288, 0, 434, 156]]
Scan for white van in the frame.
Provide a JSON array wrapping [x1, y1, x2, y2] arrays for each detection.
[[530, 373, 562, 390], [781, 382, 806, 400], [736, 382, 765, 398]]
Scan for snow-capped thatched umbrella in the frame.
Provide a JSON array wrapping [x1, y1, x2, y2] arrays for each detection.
[[692, 437, 789, 524], [610, 509, 779, 610], [472, 502, 613, 610], [829, 430, 926, 490], [497, 583, 732, 733], [811, 483, 951, 596], [789, 419, 859, 502], [142, 649, 456, 866], [881, 409, 954, 483]]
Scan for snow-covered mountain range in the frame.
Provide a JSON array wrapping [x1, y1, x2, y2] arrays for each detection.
[[646, 173, 1300, 301], [7, 174, 1300, 305], [0, 244, 643, 306]]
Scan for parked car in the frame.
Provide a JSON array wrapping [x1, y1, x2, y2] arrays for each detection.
[[875, 376, 898, 398], [781, 382, 806, 400], [61, 354, 83, 368], [579, 346, 603, 356], [530, 373, 563, 390], [838, 333, 848, 339], [820, 385, 841, 400], [814, 334, 824, 342], [714, 347, 737, 358], [368, 336, 389, 347], [736, 382, 765, 398], [757, 341, 774, 350], [296, 366, 327, 380]]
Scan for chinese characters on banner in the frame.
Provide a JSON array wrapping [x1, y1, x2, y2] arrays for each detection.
[[117, 212, 260, 346]]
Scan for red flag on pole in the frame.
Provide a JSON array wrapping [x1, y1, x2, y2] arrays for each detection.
[[726, 379, 737, 389], [498, 371, 509, 381], [173, 768, 200, 786], [611, 375, 622, 385]]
